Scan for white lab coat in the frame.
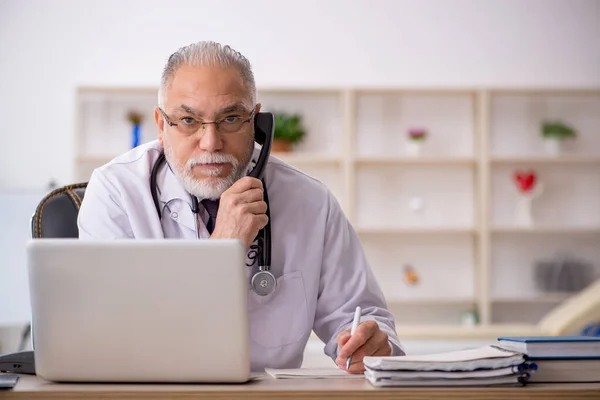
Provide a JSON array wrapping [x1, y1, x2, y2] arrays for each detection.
[[77, 140, 404, 371]]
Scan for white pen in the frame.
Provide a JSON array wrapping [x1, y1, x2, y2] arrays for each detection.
[[345, 306, 362, 370]]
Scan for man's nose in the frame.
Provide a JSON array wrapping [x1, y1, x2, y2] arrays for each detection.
[[198, 123, 223, 152]]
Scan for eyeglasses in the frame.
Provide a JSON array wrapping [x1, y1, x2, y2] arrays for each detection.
[[159, 106, 257, 136]]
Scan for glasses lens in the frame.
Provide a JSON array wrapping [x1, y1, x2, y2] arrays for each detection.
[[219, 118, 244, 133], [178, 121, 200, 135]]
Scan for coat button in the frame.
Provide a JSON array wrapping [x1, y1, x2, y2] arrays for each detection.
[[171, 212, 178, 220]]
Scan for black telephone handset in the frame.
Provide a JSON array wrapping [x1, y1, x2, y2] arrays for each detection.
[[248, 112, 273, 277], [248, 112, 274, 179]]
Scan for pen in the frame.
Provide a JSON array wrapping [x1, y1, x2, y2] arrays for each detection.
[[346, 306, 361, 370]]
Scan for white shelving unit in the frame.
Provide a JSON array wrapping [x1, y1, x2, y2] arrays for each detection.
[[74, 86, 600, 338]]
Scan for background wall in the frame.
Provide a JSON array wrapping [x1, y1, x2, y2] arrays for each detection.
[[1, 0, 599, 189], [0, 0, 599, 355]]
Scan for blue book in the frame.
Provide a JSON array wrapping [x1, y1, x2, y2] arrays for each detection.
[[496, 336, 600, 359]]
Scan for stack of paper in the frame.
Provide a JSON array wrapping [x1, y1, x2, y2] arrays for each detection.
[[363, 345, 535, 387]]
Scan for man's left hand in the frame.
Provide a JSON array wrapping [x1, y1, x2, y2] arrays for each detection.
[[335, 320, 392, 374]]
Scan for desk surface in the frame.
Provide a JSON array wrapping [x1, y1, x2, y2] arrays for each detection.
[[2, 374, 600, 400]]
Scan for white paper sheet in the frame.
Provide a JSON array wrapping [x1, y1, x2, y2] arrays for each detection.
[[265, 368, 364, 379]]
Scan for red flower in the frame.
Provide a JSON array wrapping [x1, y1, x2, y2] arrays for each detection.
[[514, 171, 537, 193]]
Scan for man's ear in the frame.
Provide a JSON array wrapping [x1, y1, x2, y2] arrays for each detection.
[[154, 107, 165, 146], [255, 103, 262, 114]]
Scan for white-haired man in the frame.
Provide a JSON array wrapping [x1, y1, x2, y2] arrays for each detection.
[[77, 41, 404, 373]]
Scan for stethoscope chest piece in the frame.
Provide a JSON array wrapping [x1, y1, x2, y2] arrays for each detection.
[[251, 269, 277, 296]]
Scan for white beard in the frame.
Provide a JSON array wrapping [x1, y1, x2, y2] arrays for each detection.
[[164, 141, 253, 200]]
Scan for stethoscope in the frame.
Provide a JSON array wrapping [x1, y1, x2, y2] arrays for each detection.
[[150, 152, 276, 296]]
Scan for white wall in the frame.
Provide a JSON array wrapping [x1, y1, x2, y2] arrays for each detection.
[[0, 0, 599, 189], [0, 0, 598, 354], [0, 0, 599, 326]]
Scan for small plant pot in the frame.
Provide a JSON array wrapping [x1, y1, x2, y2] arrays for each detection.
[[272, 139, 293, 152], [406, 140, 423, 157], [543, 138, 561, 156]]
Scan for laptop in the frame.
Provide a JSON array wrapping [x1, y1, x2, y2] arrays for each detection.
[[26, 239, 250, 383]]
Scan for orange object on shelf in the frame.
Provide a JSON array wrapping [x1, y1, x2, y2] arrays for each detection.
[[403, 264, 419, 286]]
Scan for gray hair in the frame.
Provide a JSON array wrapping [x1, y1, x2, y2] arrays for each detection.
[[158, 41, 256, 108]]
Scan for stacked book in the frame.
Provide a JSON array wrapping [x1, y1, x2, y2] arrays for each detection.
[[496, 336, 600, 383], [363, 345, 536, 387]]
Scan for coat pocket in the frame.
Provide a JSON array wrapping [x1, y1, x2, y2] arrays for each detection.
[[247, 270, 308, 348]]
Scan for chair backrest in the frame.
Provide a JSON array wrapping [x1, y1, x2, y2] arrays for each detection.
[[31, 183, 88, 238]]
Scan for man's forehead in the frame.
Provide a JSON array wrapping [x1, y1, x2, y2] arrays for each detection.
[[174, 102, 250, 118], [167, 65, 250, 104]]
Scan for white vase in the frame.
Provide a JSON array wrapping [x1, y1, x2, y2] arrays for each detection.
[[543, 138, 561, 156], [406, 141, 422, 157], [513, 195, 534, 227], [512, 182, 544, 228]]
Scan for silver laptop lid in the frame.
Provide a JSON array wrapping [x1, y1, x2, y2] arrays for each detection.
[[26, 239, 250, 383]]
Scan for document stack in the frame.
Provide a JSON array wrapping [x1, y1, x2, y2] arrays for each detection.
[[363, 345, 536, 387], [496, 336, 600, 383]]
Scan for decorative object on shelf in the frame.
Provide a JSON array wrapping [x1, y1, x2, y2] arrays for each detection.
[[273, 112, 305, 152], [403, 264, 419, 286], [46, 179, 58, 192], [408, 195, 427, 226], [512, 170, 544, 227], [408, 196, 426, 214], [127, 111, 144, 148], [541, 120, 576, 156], [406, 128, 427, 157], [534, 253, 595, 293], [460, 309, 479, 326]]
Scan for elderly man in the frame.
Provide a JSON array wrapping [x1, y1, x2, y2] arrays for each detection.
[[77, 41, 404, 373]]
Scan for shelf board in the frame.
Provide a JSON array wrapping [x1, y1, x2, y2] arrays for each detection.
[[387, 298, 475, 306], [356, 156, 475, 166], [395, 323, 542, 340], [272, 153, 340, 165], [310, 323, 543, 340], [492, 226, 600, 234], [76, 156, 112, 164], [77, 154, 341, 166], [488, 88, 600, 95], [491, 155, 600, 165], [356, 226, 475, 235], [354, 88, 479, 96], [492, 293, 573, 304], [257, 87, 343, 95]]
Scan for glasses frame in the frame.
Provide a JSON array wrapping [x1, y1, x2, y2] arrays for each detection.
[[158, 105, 257, 135]]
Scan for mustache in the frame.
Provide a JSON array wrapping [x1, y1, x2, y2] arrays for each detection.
[[185, 153, 239, 170]]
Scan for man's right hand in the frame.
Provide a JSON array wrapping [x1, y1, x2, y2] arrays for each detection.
[[209, 176, 268, 249]]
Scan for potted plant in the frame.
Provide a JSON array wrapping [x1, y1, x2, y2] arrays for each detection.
[[272, 112, 305, 152], [406, 128, 427, 156], [541, 121, 576, 156]]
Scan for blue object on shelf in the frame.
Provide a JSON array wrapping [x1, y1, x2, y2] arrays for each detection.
[[132, 123, 141, 148]]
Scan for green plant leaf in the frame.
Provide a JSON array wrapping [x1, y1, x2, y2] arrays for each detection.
[[273, 111, 306, 144], [541, 120, 576, 140]]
